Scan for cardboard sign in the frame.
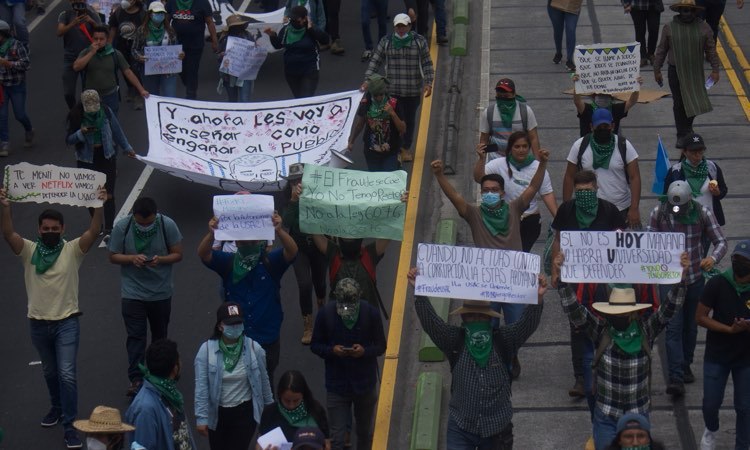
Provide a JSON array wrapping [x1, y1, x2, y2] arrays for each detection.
[[299, 165, 407, 240], [212, 194, 274, 241], [414, 243, 540, 304], [3, 163, 105, 208], [144, 45, 183, 76], [574, 42, 641, 94], [559, 231, 686, 284], [220, 37, 267, 81]]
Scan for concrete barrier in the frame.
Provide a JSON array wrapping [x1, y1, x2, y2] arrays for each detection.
[[450, 23, 467, 56], [453, 0, 469, 24], [409, 371, 443, 450]]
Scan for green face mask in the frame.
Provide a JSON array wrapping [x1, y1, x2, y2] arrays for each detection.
[[621, 446, 650, 450], [574, 189, 599, 228], [610, 320, 642, 355], [464, 321, 492, 368]]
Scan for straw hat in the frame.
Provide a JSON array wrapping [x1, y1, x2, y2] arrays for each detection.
[[592, 287, 651, 315], [450, 300, 503, 319], [669, 0, 704, 11], [73, 406, 135, 434], [226, 14, 250, 28]]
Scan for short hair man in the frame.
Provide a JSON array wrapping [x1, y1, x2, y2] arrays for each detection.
[[108, 197, 183, 397], [0, 187, 106, 449], [56, 0, 101, 109]]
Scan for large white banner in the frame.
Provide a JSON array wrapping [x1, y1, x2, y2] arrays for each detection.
[[213, 194, 274, 241], [414, 243, 540, 304], [574, 42, 641, 94], [559, 231, 686, 284], [140, 91, 363, 192], [2, 163, 105, 208]]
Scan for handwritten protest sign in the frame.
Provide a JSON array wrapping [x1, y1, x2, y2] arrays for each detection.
[[2, 163, 105, 208], [414, 243, 540, 304], [220, 37, 267, 81], [209, 2, 284, 53], [141, 91, 362, 192], [298, 165, 407, 240], [559, 231, 686, 284], [574, 42, 641, 94], [212, 194, 274, 241], [144, 45, 183, 76]]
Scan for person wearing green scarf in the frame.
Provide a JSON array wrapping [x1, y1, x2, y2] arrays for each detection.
[[479, 77, 541, 160]]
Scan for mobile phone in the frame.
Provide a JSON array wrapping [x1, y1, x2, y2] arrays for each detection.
[[485, 143, 500, 153], [341, 346, 354, 352], [144, 256, 154, 262], [705, 76, 716, 90]]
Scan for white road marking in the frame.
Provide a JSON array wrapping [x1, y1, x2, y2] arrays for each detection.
[[27, 0, 65, 33], [98, 165, 153, 248]]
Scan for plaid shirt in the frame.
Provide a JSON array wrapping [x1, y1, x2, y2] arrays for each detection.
[[559, 285, 684, 419], [414, 296, 542, 437], [622, 0, 663, 10], [0, 38, 30, 86], [364, 32, 434, 97], [647, 203, 727, 284]]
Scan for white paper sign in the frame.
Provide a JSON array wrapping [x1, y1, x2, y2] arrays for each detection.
[[2, 163, 105, 208], [574, 42, 641, 94], [208, 2, 284, 53], [212, 194, 274, 241], [220, 37, 267, 81], [144, 45, 183, 76], [559, 231, 686, 284], [414, 243, 540, 304], [140, 91, 363, 192], [256, 427, 290, 449]]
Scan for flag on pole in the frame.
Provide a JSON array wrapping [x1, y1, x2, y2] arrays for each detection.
[[652, 135, 670, 194]]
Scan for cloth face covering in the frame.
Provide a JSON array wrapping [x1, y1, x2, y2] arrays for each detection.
[[479, 198, 509, 236], [337, 301, 360, 329], [232, 243, 264, 283], [610, 320, 642, 355], [496, 97, 516, 128], [682, 158, 708, 197], [464, 321, 492, 368], [574, 190, 598, 229], [31, 235, 65, 274], [218, 336, 243, 372]]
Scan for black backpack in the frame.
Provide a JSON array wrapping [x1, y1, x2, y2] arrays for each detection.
[[576, 133, 630, 184]]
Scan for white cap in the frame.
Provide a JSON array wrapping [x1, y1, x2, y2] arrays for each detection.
[[393, 13, 411, 26]]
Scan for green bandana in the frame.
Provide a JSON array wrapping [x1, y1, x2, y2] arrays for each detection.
[[720, 268, 750, 299], [139, 363, 184, 413], [147, 21, 165, 45], [277, 401, 318, 427], [31, 238, 65, 274], [284, 25, 306, 45], [496, 98, 516, 128], [682, 158, 709, 197], [0, 38, 12, 57], [574, 190, 599, 229], [610, 320, 642, 355], [464, 321, 492, 368], [82, 109, 105, 145], [480, 200, 510, 236], [367, 95, 389, 120], [175, 0, 193, 11], [340, 302, 360, 330], [132, 215, 160, 254], [622, 446, 651, 450], [95, 44, 115, 57], [509, 152, 534, 171], [391, 32, 413, 49], [590, 134, 616, 169], [673, 199, 700, 225], [232, 243, 264, 284], [218, 337, 243, 372]]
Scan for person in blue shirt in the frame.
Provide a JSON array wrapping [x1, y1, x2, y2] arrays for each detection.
[[198, 209, 297, 385]]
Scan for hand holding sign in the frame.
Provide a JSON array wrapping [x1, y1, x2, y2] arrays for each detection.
[[574, 42, 641, 94], [2, 163, 106, 208]]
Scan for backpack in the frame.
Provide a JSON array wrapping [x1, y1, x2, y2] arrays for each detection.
[[486, 99, 529, 133], [576, 133, 630, 184], [329, 246, 389, 320]]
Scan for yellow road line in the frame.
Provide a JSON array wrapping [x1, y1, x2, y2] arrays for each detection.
[[372, 28, 440, 448], [716, 38, 750, 122], [720, 16, 750, 85]]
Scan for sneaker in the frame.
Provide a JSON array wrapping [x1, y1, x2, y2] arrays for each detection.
[[511, 355, 521, 380], [64, 429, 83, 449], [553, 52, 562, 64], [568, 376, 585, 398], [700, 427, 716, 450], [331, 39, 345, 55], [666, 380, 685, 397], [0, 141, 9, 157], [41, 408, 62, 427], [436, 35, 449, 46], [684, 366, 695, 384], [24, 129, 35, 148], [565, 60, 576, 72], [360, 50, 372, 62]]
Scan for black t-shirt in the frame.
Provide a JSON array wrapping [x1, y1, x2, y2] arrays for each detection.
[[166, 0, 212, 49], [109, 6, 146, 57], [700, 275, 750, 365], [258, 403, 330, 441], [58, 8, 102, 57], [356, 95, 401, 158], [577, 102, 628, 137], [551, 198, 626, 232]]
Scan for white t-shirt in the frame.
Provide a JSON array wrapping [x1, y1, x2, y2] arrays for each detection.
[[566, 135, 639, 211], [484, 157, 553, 215], [220, 355, 252, 407], [479, 102, 538, 161]]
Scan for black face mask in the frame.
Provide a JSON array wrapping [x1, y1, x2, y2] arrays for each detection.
[[732, 260, 750, 278], [608, 315, 631, 332], [339, 239, 363, 259], [291, 20, 307, 29], [40, 232, 62, 248], [679, 10, 696, 22], [593, 128, 612, 144]]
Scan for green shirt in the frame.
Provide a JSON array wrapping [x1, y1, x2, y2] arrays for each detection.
[[78, 47, 129, 95]]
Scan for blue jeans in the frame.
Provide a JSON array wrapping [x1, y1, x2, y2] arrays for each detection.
[[142, 74, 178, 98], [225, 80, 253, 102], [446, 416, 513, 450], [0, 81, 32, 142], [593, 408, 646, 450], [29, 316, 80, 431], [100, 90, 120, 118], [0, 2, 28, 47], [661, 278, 704, 382], [703, 360, 750, 450], [547, 3, 579, 61], [327, 388, 378, 450], [361, 0, 388, 50]]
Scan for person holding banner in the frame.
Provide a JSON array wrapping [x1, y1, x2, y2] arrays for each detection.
[[57, 0, 102, 110], [198, 210, 298, 385], [552, 251, 689, 450], [217, 14, 258, 103], [407, 267, 546, 450], [131, 1, 183, 98], [647, 180, 727, 397], [0, 187, 106, 450], [266, 6, 329, 99]]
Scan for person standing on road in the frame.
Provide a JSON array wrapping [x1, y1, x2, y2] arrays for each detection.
[[283, 0, 326, 31], [403, 0, 448, 45], [217, 14, 257, 103], [108, 0, 147, 110], [57, 0, 101, 110], [108, 196, 183, 398], [0, 0, 29, 49], [363, 13, 433, 163], [653, 0, 719, 149], [310, 278, 386, 450], [547, 0, 582, 71], [0, 187, 106, 450], [407, 267, 545, 449], [131, 1, 183, 98], [622, 0, 664, 67], [696, 240, 750, 450], [323, 0, 344, 54], [696, 0, 745, 42], [647, 180, 727, 397], [0, 19, 34, 157], [478, 78, 540, 160], [358, 0, 388, 62]]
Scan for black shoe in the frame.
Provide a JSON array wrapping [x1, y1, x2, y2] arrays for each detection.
[[666, 380, 685, 397], [41, 408, 62, 427], [684, 366, 695, 384], [511, 356, 521, 380], [568, 376, 585, 398], [436, 35, 449, 46], [565, 60, 576, 71], [553, 52, 562, 64], [64, 429, 83, 449]]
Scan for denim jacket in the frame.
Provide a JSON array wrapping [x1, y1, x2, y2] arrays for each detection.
[[66, 106, 133, 163], [194, 337, 274, 429], [125, 380, 197, 450]]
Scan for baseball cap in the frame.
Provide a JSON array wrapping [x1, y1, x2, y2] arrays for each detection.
[[333, 278, 361, 304], [393, 13, 411, 26], [684, 133, 706, 151], [148, 1, 166, 13], [217, 302, 244, 325], [732, 240, 750, 261], [616, 413, 651, 435], [666, 180, 692, 207], [591, 108, 613, 128], [495, 78, 515, 93], [81, 89, 101, 113], [292, 427, 325, 449]]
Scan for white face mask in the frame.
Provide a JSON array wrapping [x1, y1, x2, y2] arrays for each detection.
[[86, 437, 107, 450], [121, 0, 132, 8]]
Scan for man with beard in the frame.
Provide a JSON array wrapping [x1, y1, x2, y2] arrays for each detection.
[[198, 210, 297, 384], [0, 187, 106, 449], [653, 0, 719, 149]]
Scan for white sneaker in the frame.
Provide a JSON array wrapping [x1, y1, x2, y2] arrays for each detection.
[[700, 428, 716, 450]]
